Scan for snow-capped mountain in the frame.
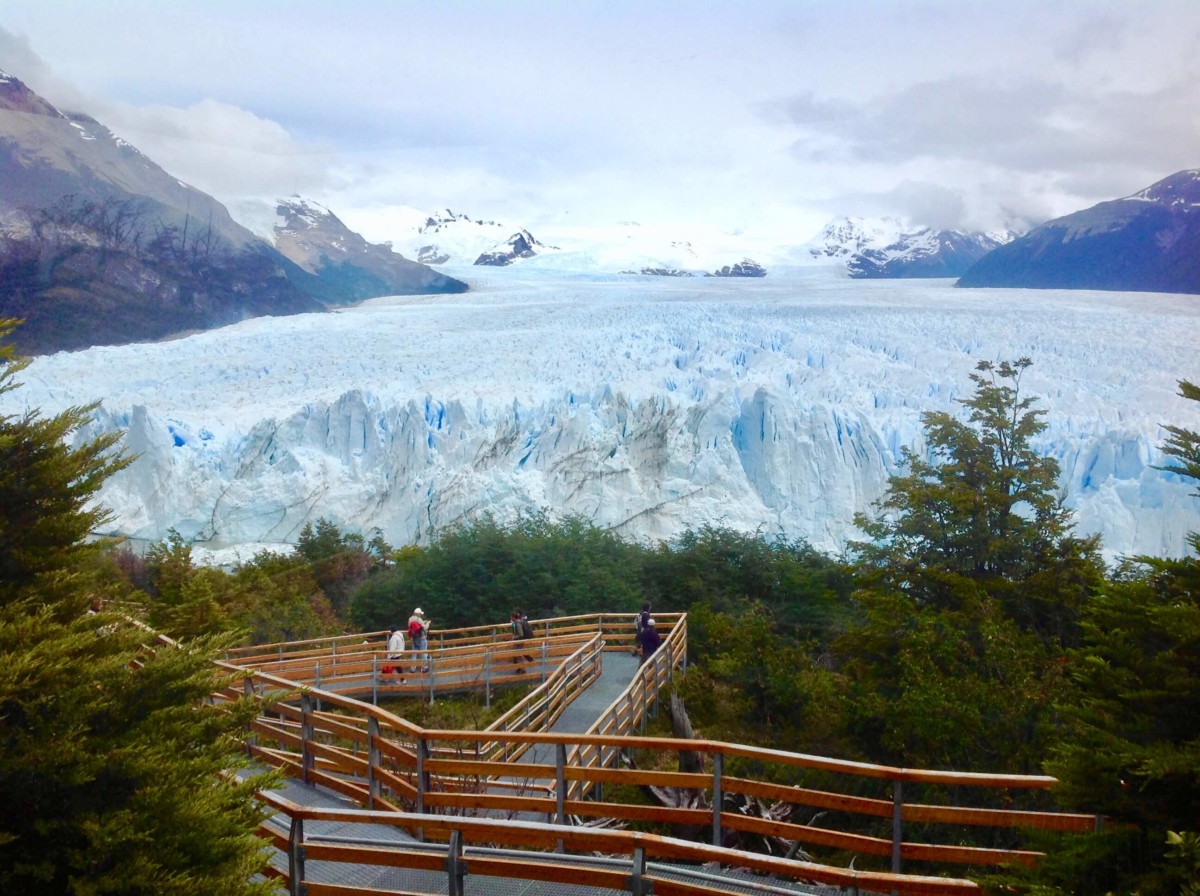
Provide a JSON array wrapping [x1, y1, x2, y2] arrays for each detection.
[[5, 267, 1196, 567], [808, 217, 1017, 278], [0, 70, 465, 355], [229, 196, 466, 299], [710, 259, 767, 277], [958, 170, 1200, 294], [474, 229, 551, 266], [392, 209, 515, 266]]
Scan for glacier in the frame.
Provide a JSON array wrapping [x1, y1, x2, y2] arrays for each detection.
[[4, 264, 1199, 566]]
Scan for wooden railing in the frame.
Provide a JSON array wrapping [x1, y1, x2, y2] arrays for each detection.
[[255, 792, 990, 896], [225, 612, 683, 705], [218, 613, 1099, 896]]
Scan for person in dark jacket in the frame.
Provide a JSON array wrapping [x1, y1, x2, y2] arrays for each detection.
[[632, 602, 651, 655], [636, 617, 662, 664], [510, 609, 535, 674]]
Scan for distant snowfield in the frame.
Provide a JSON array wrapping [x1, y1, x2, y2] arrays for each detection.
[[6, 265, 1199, 566]]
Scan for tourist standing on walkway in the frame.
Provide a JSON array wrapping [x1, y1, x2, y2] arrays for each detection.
[[384, 626, 406, 679], [510, 609, 535, 674], [637, 617, 662, 665], [632, 602, 652, 654], [408, 608, 431, 672]]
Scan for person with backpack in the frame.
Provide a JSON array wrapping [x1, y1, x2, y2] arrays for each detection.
[[637, 617, 662, 665], [408, 608, 430, 673], [632, 602, 651, 655], [510, 609, 535, 674]]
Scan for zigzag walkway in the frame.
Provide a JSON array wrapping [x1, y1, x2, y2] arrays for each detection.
[[252, 646, 838, 896], [221, 614, 1101, 896]]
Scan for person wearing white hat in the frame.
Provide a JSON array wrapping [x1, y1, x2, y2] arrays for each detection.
[[408, 608, 431, 672]]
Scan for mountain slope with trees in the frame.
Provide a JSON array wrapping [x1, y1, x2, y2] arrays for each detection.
[[0, 69, 465, 354]]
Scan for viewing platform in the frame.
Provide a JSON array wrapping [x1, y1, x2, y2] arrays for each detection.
[[216, 613, 1102, 896]]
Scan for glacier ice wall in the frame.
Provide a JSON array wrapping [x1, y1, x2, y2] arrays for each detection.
[[8, 268, 1200, 563]]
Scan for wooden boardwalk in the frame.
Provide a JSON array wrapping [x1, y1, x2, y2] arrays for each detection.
[[219, 613, 1100, 896]]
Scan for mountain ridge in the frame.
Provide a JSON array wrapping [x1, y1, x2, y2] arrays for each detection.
[[0, 69, 465, 354], [807, 216, 1017, 278], [956, 169, 1200, 293]]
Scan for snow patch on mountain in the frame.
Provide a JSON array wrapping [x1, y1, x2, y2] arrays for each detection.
[[807, 217, 1017, 278]]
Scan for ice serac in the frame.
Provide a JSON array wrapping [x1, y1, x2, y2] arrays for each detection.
[[96, 385, 901, 551], [6, 271, 1197, 564]]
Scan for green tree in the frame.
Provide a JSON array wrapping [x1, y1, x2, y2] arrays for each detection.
[[296, 517, 386, 617], [0, 321, 277, 894], [351, 514, 645, 631], [854, 358, 1102, 639], [678, 599, 854, 758], [842, 359, 1104, 771], [1041, 380, 1200, 895]]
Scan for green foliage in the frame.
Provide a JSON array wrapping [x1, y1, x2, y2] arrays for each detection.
[[295, 518, 388, 617], [0, 322, 277, 894], [1043, 380, 1200, 895], [677, 600, 853, 757], [853, 358, 1102, 640], [642, 525, 853, 642], [135, 526, 344, 643], [352, 514, 646, 630], [0, 321, 130, 609], [841, 360, 1105, 772]]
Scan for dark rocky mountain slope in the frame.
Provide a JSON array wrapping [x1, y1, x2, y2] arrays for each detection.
[[268, 197, 465, 302], [957, 170, 1200, 294], [0, 69, 464, 354]]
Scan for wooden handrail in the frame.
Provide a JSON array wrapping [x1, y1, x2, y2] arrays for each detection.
[[222, 612, 1099, 894], [257, 790, 984, 895]]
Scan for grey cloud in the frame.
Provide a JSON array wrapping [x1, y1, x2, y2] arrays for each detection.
[[1052, 14, 1127, 65], [779, 77, 1200, 171], [775, 74, 1200, 215], [880, 182, 968, 232], [0, 27, 91, 111]]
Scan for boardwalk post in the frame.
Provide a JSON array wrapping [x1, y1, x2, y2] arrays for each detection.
[[892, 778, 903, 874], [416, 737, 429, 841], [287, 816, 305, 896], [627, 845, 648, 896], [445, 829, 465, 896], [313, 662, 321, 711], [555, 742, 567, 853], [541, 640, 549, 682], [712, 751, 724, 851], [372, 653, 378, 705], [428, 658, 436, 704], [300, 693, 315, 785], [484, 649, 492, 710], [367, 716, 381, 808]]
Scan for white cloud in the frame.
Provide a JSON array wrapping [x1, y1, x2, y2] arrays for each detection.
[[94, 98, 338, 203], [4, 1, 1200, 241]]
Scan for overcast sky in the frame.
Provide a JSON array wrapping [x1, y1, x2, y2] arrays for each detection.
[[3, 0, 1199, 244]]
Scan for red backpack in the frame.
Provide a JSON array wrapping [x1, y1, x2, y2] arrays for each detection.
[[409, 619, 424, 639]]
